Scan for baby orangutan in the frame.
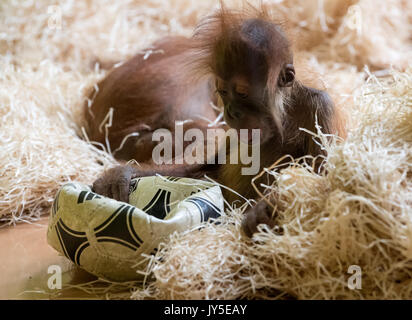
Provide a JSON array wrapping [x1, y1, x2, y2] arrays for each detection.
[[86, 6, 341, 237]]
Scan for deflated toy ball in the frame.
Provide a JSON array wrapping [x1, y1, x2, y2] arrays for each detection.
[[47, 176, 223, 281]]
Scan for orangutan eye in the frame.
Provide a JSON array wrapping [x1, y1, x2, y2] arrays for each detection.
[[216, 77, 228, 97], [217, 89, 228, 97], [235, 83, 249, 99], [236, 92, 248, 99]]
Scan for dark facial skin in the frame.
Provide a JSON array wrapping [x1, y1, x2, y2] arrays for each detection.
[[212, 18, 296, 145], [216, 74, 271, 143], [215, 63, 295, 145]]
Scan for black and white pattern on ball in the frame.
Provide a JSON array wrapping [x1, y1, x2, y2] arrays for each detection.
[[55, 218, 89, 265], [47, 178, 224, 281], [52, 183, 78, 216], [77, 190, 102, 204], [129, 178, 139, 194], [186, 196, 221, 222], [142, 189, 171, 219], [94, 204, 143, 251], [55, 204, 144, 266]]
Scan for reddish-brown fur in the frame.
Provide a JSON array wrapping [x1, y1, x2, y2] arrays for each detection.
[[85, 36, 219, 163], [87, 5, 345, 236]]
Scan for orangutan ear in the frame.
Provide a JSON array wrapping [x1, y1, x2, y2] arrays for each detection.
[[278, 64, 295, 87]]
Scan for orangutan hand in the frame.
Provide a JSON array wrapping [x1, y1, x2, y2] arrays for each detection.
[[92, 165, 139, 203], [242, 200, 276, 238]]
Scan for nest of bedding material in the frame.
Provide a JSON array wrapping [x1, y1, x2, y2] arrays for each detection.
[[131, 68, 412, 300], [0, 0, 409, 224], [0, 0, 411, 300]]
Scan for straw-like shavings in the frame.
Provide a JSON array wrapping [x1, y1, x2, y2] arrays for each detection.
[[1, 0, 411, 299]]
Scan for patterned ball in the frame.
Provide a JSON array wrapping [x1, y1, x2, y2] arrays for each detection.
[[47, 176, 223, 281]]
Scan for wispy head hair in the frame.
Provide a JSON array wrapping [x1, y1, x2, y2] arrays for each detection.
[[189, 1, 293, 137]]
